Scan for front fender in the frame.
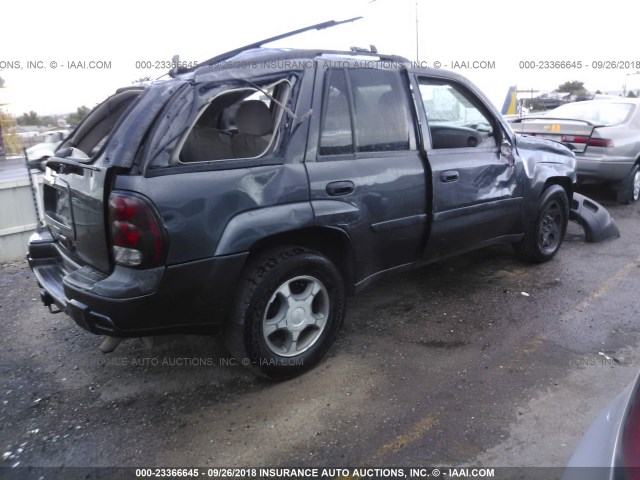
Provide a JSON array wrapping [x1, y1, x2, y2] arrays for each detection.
[[516, 135, 577, 209], [530, 162, 576, 198], [517, 134, 575, 171]]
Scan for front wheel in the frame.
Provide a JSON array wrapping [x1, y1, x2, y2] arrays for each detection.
[[226, 246, 346, 380], [514, 185, 569, 263]]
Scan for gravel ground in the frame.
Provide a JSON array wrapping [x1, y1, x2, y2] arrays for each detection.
[[1, 186, 639, 480]]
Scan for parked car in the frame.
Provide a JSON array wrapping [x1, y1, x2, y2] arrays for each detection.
[[24, 129, 70, 170], [27, 21, 583, 379], [509, 99, 640, 204], [564, 369, 640, 479]]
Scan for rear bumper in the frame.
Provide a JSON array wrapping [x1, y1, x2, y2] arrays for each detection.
[[575, 155, 635, 182], [28, 227, 248, 337]]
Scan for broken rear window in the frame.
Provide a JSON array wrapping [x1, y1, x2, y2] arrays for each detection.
[[177, 79, 291, 163]]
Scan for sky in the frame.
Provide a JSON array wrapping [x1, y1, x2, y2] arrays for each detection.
[[1, 0, 640, 117]]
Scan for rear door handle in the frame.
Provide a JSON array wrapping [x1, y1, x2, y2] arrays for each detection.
[[326, 180, 355, 196], [440, 170, 459, 183]]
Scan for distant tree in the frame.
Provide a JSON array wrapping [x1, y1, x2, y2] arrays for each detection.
[[40, 115, 57, 126], [627, 91, 637, 98], [595, 89, 602, 94], [67, 105, 91, 126], [17, 111, 40, 126], [132, 76, 152, 84], [556, 80, 587, 95], [0, 110, 22, 155], [0, 76, 4, 88]]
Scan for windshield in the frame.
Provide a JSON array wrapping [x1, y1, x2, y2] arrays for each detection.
[[546, 102, 634, 126]]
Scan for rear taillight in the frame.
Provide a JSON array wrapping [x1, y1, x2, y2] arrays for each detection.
[[108, 192, 167, 268], [587, 138, 615, 148], [561, 135, 614, 147], [622, 377, 640, 475]]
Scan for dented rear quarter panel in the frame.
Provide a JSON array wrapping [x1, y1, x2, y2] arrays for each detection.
[[114, 163, 311, 265]]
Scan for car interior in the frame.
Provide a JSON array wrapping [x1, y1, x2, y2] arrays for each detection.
[[419, 80, 496, 150], [319, 68, 415, 155], [179, 79, 291, 163]]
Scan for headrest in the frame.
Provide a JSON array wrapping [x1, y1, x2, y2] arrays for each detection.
[[236, 100, 272, 136], [378, 90, 399, 108]]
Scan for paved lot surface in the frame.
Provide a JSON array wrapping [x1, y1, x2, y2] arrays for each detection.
[[1, 186, 639, 476]]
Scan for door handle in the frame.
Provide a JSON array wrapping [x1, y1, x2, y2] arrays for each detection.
[[326, 180, 355, 196], [440, 170, 459, 183]]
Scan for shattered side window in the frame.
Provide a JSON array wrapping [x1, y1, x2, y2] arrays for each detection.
[[319, 69, 353, 156], [61, 89, 143, 161], [178, 79, 290, 163]]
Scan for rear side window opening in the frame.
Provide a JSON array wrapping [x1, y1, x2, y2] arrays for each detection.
[[175, 78, 292, 164], [60, 89, 143, 161]]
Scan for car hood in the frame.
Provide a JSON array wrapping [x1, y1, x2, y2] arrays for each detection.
[[515, 134, 577, 182], [515, 134, 575, 161]]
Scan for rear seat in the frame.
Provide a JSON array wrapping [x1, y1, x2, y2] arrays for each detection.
[[231, 100, 273, 158], [181, 126, 233, 162]]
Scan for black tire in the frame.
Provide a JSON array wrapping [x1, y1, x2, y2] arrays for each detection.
[[514, 185, 569, 263], [226, 246, 346, 380], [616, 164, 640, 204]]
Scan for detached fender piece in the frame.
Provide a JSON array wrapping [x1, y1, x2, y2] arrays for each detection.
[[569, 193, 620, 243]]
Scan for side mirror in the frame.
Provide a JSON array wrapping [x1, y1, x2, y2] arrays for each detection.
[[500, 139, 514, 166]]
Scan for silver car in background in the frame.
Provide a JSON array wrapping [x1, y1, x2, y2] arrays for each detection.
[[564, 370, 640, 479], [24, 129, 70, 170], [510, 99, 640, 203]]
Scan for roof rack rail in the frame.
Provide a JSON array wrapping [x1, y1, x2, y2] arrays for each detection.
[[350, 45, 378, 54], [174, 17, 363, 77]]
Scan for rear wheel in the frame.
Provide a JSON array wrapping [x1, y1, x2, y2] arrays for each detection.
[[514, 185, 569, 263], [226, 246, 346, 380], [616, 164, 640, 204]]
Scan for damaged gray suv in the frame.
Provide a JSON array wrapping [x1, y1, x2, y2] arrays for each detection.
[[28, 20, 597, 378]]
